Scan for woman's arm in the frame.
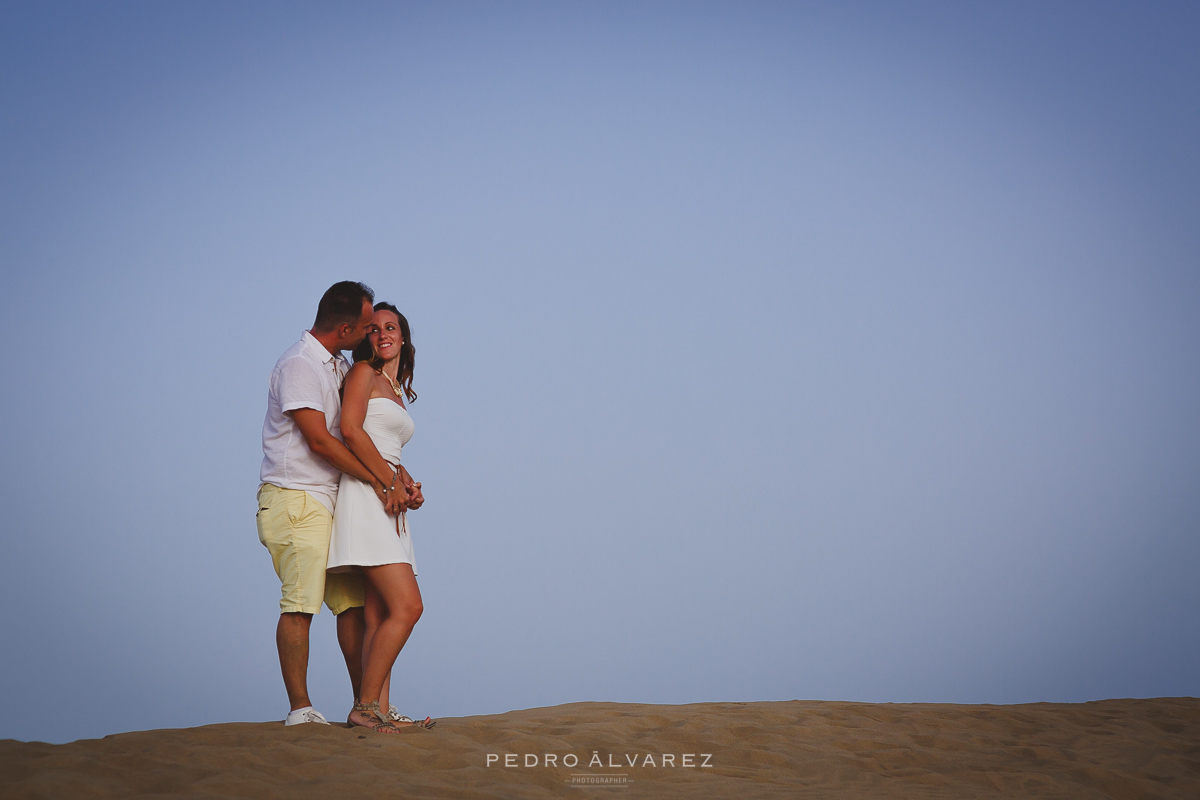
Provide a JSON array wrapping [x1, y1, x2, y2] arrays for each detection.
[[291, 408, 402, 514], [340, 364, 410, 505]]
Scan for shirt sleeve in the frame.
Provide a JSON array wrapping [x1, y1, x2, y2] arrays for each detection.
[[277, 356, 327, 414]]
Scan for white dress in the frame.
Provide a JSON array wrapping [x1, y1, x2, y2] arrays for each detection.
[[327, 398, 417, 574]]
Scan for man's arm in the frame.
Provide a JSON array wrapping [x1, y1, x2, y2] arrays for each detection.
[[291, 407, 404, 515]]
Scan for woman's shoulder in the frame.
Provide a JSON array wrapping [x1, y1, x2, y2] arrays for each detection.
[[345, 361, 379, 380], [342, 361, 380, 395]]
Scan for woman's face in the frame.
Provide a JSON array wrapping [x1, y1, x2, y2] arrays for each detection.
[[367, 310, 403, 362]]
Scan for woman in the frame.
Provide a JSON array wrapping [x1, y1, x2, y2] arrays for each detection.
[[327, 302, 433, 733]]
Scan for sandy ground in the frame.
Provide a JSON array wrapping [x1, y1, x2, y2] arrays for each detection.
[[3, 698, 1198, 798]]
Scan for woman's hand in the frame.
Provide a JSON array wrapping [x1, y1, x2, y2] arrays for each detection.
[[388, 488, 408, 516], [373, 481, 407, 515], [382, 468, 407, 515], [406, 482, 424, 510], [386, 480, 409, 515]]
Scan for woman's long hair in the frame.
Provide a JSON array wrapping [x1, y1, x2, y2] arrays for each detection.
[[352, 302, 417, 403]]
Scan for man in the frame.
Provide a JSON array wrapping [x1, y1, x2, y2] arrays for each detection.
[[256, 281, 405, 725]]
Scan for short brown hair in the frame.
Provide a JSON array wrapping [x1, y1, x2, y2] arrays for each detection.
[[313, 281, 374, 331]]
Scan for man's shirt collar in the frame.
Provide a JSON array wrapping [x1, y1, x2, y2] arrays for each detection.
[[302, 330, 342, 364]]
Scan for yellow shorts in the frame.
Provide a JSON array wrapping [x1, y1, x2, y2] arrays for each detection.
[[256, 483, 364, 615]]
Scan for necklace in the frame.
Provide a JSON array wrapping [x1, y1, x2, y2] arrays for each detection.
[[381, 369, 404, 399]]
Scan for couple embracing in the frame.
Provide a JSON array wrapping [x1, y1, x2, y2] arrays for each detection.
[[256, 281, 433, 734]]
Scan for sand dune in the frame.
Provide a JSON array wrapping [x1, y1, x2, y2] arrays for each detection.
[[3, 698, 1198, 798]]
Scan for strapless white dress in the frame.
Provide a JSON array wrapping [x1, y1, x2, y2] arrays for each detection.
[[327, 398, 417, 574]]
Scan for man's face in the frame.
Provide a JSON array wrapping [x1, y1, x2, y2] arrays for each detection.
[[341, 299, 375, 349]]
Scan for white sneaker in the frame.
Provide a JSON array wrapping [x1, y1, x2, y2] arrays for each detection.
[[284, 706, 331, 726]]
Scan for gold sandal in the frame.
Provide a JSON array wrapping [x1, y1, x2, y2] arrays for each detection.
[[388, 708, 436, 729]]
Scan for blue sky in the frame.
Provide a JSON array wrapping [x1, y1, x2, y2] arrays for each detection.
[[2, 1, 1198, 744]]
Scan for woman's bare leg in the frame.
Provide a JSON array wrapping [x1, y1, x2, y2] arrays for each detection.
[[362, 579, 384, 691], [351, 563, 422, 730], [361, 580, 394, 715], [380, 673, 392, 721], [351, 579, 390, 729]]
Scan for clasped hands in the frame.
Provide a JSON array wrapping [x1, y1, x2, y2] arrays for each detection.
[[372, 471, 424, 516]]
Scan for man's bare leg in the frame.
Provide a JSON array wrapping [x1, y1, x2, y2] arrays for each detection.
[[277, 612, 314, 711]]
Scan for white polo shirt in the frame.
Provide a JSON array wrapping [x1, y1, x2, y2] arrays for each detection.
[[259, 331, 351, 513]]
